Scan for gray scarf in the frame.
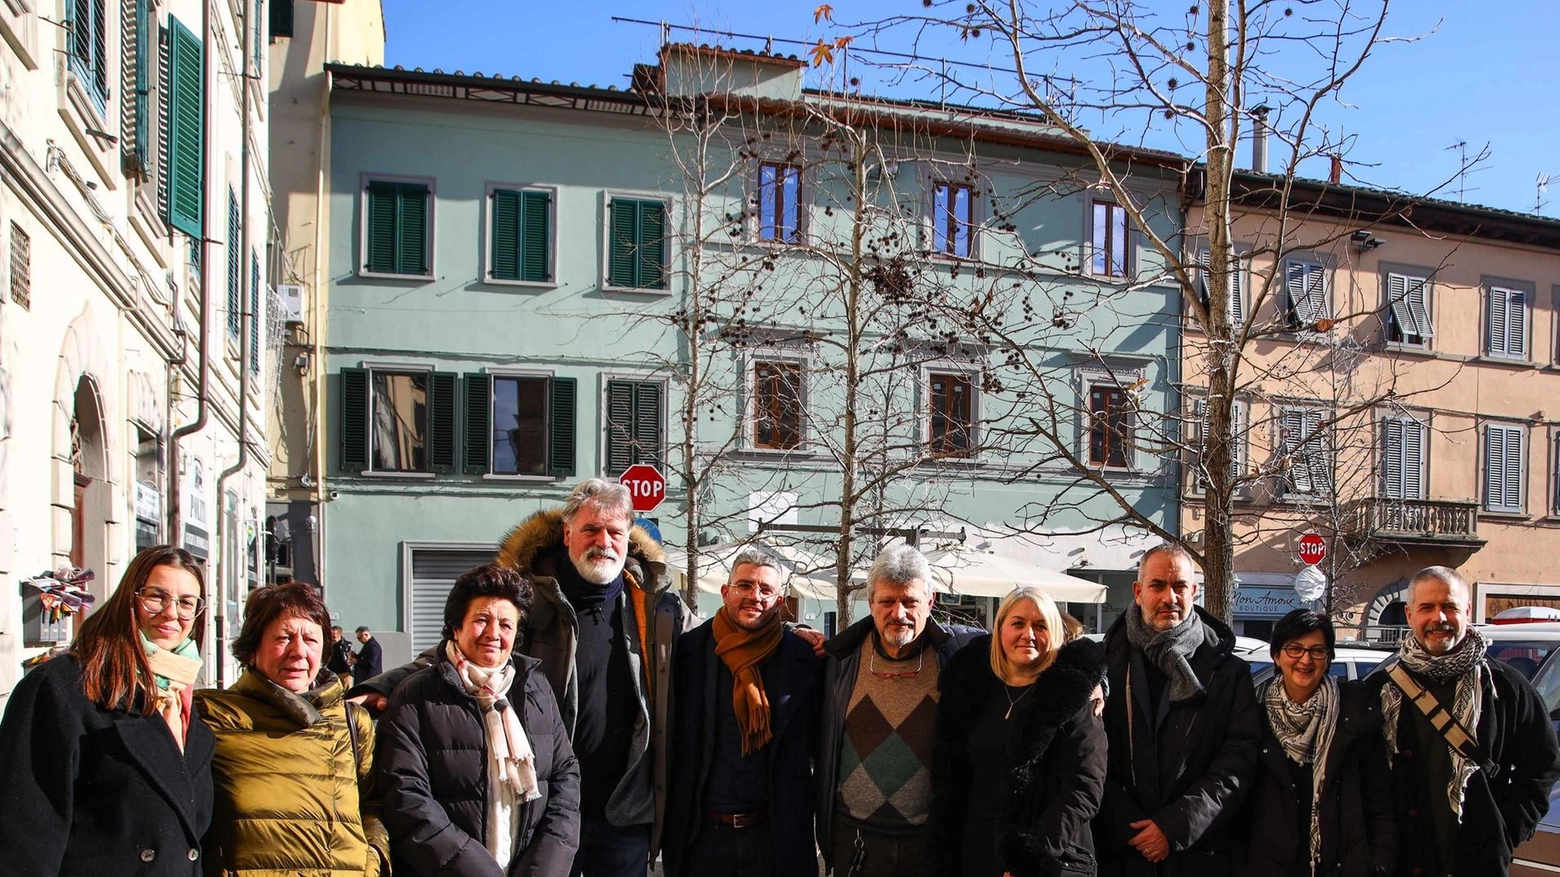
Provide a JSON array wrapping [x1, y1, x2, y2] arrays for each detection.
[[1125, 604, 1216, 704], [1380, 625, 1487, 820], [1264, 674, 1339, 873]]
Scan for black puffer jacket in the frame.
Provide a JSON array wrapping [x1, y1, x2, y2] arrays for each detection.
[[376, 650, 581, 877], [927, 636, 1108, 877], [1237, 680, 1396, 877]]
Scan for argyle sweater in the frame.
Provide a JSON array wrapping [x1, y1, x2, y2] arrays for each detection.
[[834, 637, 941, 833]]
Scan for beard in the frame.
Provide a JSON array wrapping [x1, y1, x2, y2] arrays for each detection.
[[571, 547, 626, 585], [879, 621, 916, 649]]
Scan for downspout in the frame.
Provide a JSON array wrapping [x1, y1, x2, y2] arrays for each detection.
[[310, 4, 334, 587], [214, 0, 255, 687]]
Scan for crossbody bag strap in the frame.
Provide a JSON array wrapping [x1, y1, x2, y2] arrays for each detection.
[[1387, 662, 1498, 775], [344, 700, 365, 781]]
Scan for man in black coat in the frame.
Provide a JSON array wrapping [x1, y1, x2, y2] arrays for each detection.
[[1364, 565, 1560, 877], [326, 625, 355, 683], [352, 626, 382, 686], [1095, 542, 1260, 877], [663, 548, 823, 877]]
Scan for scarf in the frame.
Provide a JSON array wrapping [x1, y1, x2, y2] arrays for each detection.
[[445, 641, 542, 867], [711, 607, 784, 755], [140, 633, 202, 752], [1124, 604, 1215, 704], [1264, 674, 1339, 873], [1380, 625, 1487, 820]]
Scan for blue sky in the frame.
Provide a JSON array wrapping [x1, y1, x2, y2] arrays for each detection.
[[381, 0, 1560, 216]]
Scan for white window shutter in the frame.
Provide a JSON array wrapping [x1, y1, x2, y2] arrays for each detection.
[[1282, 408, 1313, 494], [1231, 400, 1247, 481], [1485, 424, 1524, 512], [1509, 289, 1528, 358], [1403, 418, 1425, 500], [1285, 262, 1308, 327], [1382, 418, 1404, 498], [1191, 397, 1207, 493], [1489, 288, 1510, 355], [1306, 409, 1332, 493], [1386, 273, 1416, 337], [1230, 256, 1245, 326], [1408, 278, 1433, 339], [1505, 426, 1525, 511], [1197, 248, 1211, 303]]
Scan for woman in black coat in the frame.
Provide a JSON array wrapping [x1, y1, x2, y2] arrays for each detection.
[[0, 545, 215, 876], [927, 587, 1108, 877], [1239, 610, 1396, 877], [376, 563, 581, 877]]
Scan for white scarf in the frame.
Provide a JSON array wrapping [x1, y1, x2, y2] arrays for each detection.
[[1381, 626, 1487, 821], [445, 641, 541, 867], [1264, 674, 1339, 873]]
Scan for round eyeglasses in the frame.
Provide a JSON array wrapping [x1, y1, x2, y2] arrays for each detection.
[[136, 588, 205, 620]]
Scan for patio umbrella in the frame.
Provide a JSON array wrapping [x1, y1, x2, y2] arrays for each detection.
[[920, 547, 1108, 603], [662, 541, 839, 600]]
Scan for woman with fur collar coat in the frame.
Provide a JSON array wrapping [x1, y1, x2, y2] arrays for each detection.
[[926, 588, 1108, 877]]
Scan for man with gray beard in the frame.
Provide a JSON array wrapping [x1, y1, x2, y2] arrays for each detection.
[[1366, 566, 1560, 876]]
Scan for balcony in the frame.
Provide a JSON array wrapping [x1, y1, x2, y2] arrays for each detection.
[[1342, 497, 1486, 550]]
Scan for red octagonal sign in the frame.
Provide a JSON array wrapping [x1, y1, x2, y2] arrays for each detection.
[[1298, 533, 1327, 566], [619, 464, 666, 513]]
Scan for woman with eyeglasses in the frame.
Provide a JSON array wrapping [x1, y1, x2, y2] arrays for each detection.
[[376, 563, 580, 876], [0, 545, 214, 876], [1238, 609, 1397, 877], [925, 586, 1108, 877], [193, 582, 389, 876]]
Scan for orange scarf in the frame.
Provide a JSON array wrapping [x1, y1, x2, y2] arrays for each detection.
[[712, 607, 783, 755]]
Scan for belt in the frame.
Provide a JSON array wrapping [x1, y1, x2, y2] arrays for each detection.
[[706, 809, 768, 828]]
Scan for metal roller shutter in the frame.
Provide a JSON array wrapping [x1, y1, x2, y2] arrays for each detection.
[[409, 548, 496, 653]]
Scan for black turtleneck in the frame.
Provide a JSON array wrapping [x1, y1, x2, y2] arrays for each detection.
[[554, 557, 635, 822]]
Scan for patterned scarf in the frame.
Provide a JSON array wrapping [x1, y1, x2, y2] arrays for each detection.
[[1380, 625, 1487, 820], [140, 633, 202, 752], [1264, 674, 1339, 873], [1124, 603, 1216, 703], [445, 641, 541, 867], [712, 607, 783, 755]]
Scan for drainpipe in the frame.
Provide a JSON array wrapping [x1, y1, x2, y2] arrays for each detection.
[[168, 0, 214, 548], [214, 0, 256, 688]]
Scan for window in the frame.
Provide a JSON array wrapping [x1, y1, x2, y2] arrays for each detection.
[[252, 0, 263, 71], [928, 371, 974, 457], [163, 16, 203, 237], [123, 0, 153, 175], [226, 190, 240, 340], [489, 188, 552, 283], [1381, 416, 1427, 500], [1091, 201, 1128, 277], [932, 181, 975, 258], [1485, 423, 1526, 513], [338, 368, 457, 474], [1283, 259, 1330, 330], [1189, 397, 1246, 493], [757, 163, 802, 243], [605, 379, 664, 475], [364, 180, 432, 277], [9, 223, 29, 310], [607, 197, 667, 290], [1384, 272, 1433, 346], [1196, 248, 1245, 326], [1279, 408, 1332, 496], [66, 0, 108, 111], [1552, 432, 1560, 516], [1487, 285, 1529, 359], [249, 251, 261, 374], [1088, 384, 1134, 468], [752, 361, 804, 450], [463, 373, 577, 477], [269, 0, 293, 38]]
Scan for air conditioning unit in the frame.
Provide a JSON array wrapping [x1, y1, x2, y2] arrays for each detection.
[[277, 284, 306, 325]]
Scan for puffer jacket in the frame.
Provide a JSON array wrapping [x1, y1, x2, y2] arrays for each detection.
[[194, 671, 388, 877]]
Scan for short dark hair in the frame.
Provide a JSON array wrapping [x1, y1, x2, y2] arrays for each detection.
[[1268, 608, 1336, 661], [442, 563, 534, 641], [232, 582, 332, 666], [355, 626, 370, 635]]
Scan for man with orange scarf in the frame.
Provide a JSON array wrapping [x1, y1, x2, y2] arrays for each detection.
[[662, 548, 824, 877]]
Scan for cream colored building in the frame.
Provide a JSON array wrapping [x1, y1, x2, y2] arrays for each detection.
[[1184, 176, 1560, 639], [0, 0, 273, 695]]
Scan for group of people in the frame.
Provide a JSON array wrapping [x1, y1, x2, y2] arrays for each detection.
[[325, 621, 384, 688], [1, 477, 1558, 877]]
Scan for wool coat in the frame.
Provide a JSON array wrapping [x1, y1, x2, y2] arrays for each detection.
[[662, 620, 823, 877], [1236, 679, 1397, 877], [1364, 654, 1560, 876], [926, 636, 1108, 877], [376, 650, 582, 877], [0, 653, 215, 877], [194, 671, 389, 876], [1095, 607, 1260, 877]]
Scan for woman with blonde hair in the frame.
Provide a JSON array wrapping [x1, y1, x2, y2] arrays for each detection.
[[0, 545, 214, 875], [926, 587, 1108, 877]]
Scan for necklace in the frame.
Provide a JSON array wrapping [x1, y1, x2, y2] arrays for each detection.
[[1004, 683, 1036, 720]]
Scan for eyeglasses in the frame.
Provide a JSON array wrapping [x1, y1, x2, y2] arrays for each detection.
[[136, 588, 205, 620], [1281, 644, 1330, 661], [868, 649, 924, 680], [727, 580, 782, 602]]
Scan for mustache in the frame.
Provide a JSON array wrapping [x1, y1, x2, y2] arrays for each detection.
[[1425, 622, 1457, 634], [583, 548, 619, 562]]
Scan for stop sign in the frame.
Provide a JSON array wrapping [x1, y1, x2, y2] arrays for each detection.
[[619, 464, 666, 513], [1298, 533, 1327, 566]]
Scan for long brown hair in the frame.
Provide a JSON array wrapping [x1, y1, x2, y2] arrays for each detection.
[[71, 545, 206, 713]]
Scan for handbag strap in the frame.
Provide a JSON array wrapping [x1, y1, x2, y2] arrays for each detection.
[[344, 700, 365, 780], [1387, 661, 1498, 775]]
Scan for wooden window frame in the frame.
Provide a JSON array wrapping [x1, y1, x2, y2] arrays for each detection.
[[1087, 382, 1135, 470], [749, 359, 806, 452], [929, 179, 977, 259], [926, 369, 977, 459], [755, 161, 804, 245], [1090, 200, 1129, 278]]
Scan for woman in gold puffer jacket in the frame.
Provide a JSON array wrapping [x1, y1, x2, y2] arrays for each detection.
[[195, 583, 390, 876]]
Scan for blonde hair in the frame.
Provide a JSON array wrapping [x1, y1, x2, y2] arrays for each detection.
[[990, 586, 1064, 683]]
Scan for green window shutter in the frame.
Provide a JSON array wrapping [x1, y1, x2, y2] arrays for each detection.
[[269, 0, 293, 38], [92, 0, 107, 100], [608, 200, 638, 288], [165, 17, 203, 237], [463, 372, 492, 474], [249, 252, 261, 374], [520, 190, 551, 282], [365, 182, 398, 273], [226, 191, 240, 339], [428, 372, 457, 472], [605, 379, 635, 473], [634, 381, 663, 466], [124, 0, 151, 173], [548, 377, 577, 477], [398, 185, 429, 275], [340, 368, 369, 472], [490, 190, 520, 280], [253, 0, 263, 70], [638, 200, 666, 289], [365, 182, 429, 275]]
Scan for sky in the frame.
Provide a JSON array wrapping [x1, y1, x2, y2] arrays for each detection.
[[379, 0, 1560, 217]]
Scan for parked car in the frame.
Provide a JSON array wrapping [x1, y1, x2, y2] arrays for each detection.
[[1479, 622, 1560, 680], [1513, 644, 1560, 875], [1249, 645, 1390, 686]]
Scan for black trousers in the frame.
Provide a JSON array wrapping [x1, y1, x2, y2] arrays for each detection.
[[829, 821, 925, 877], [684, 823, 778, 877]]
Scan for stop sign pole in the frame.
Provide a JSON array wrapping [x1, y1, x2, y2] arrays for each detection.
[[618, 464, 666, 513], [1298, 533, 1327, 566]]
